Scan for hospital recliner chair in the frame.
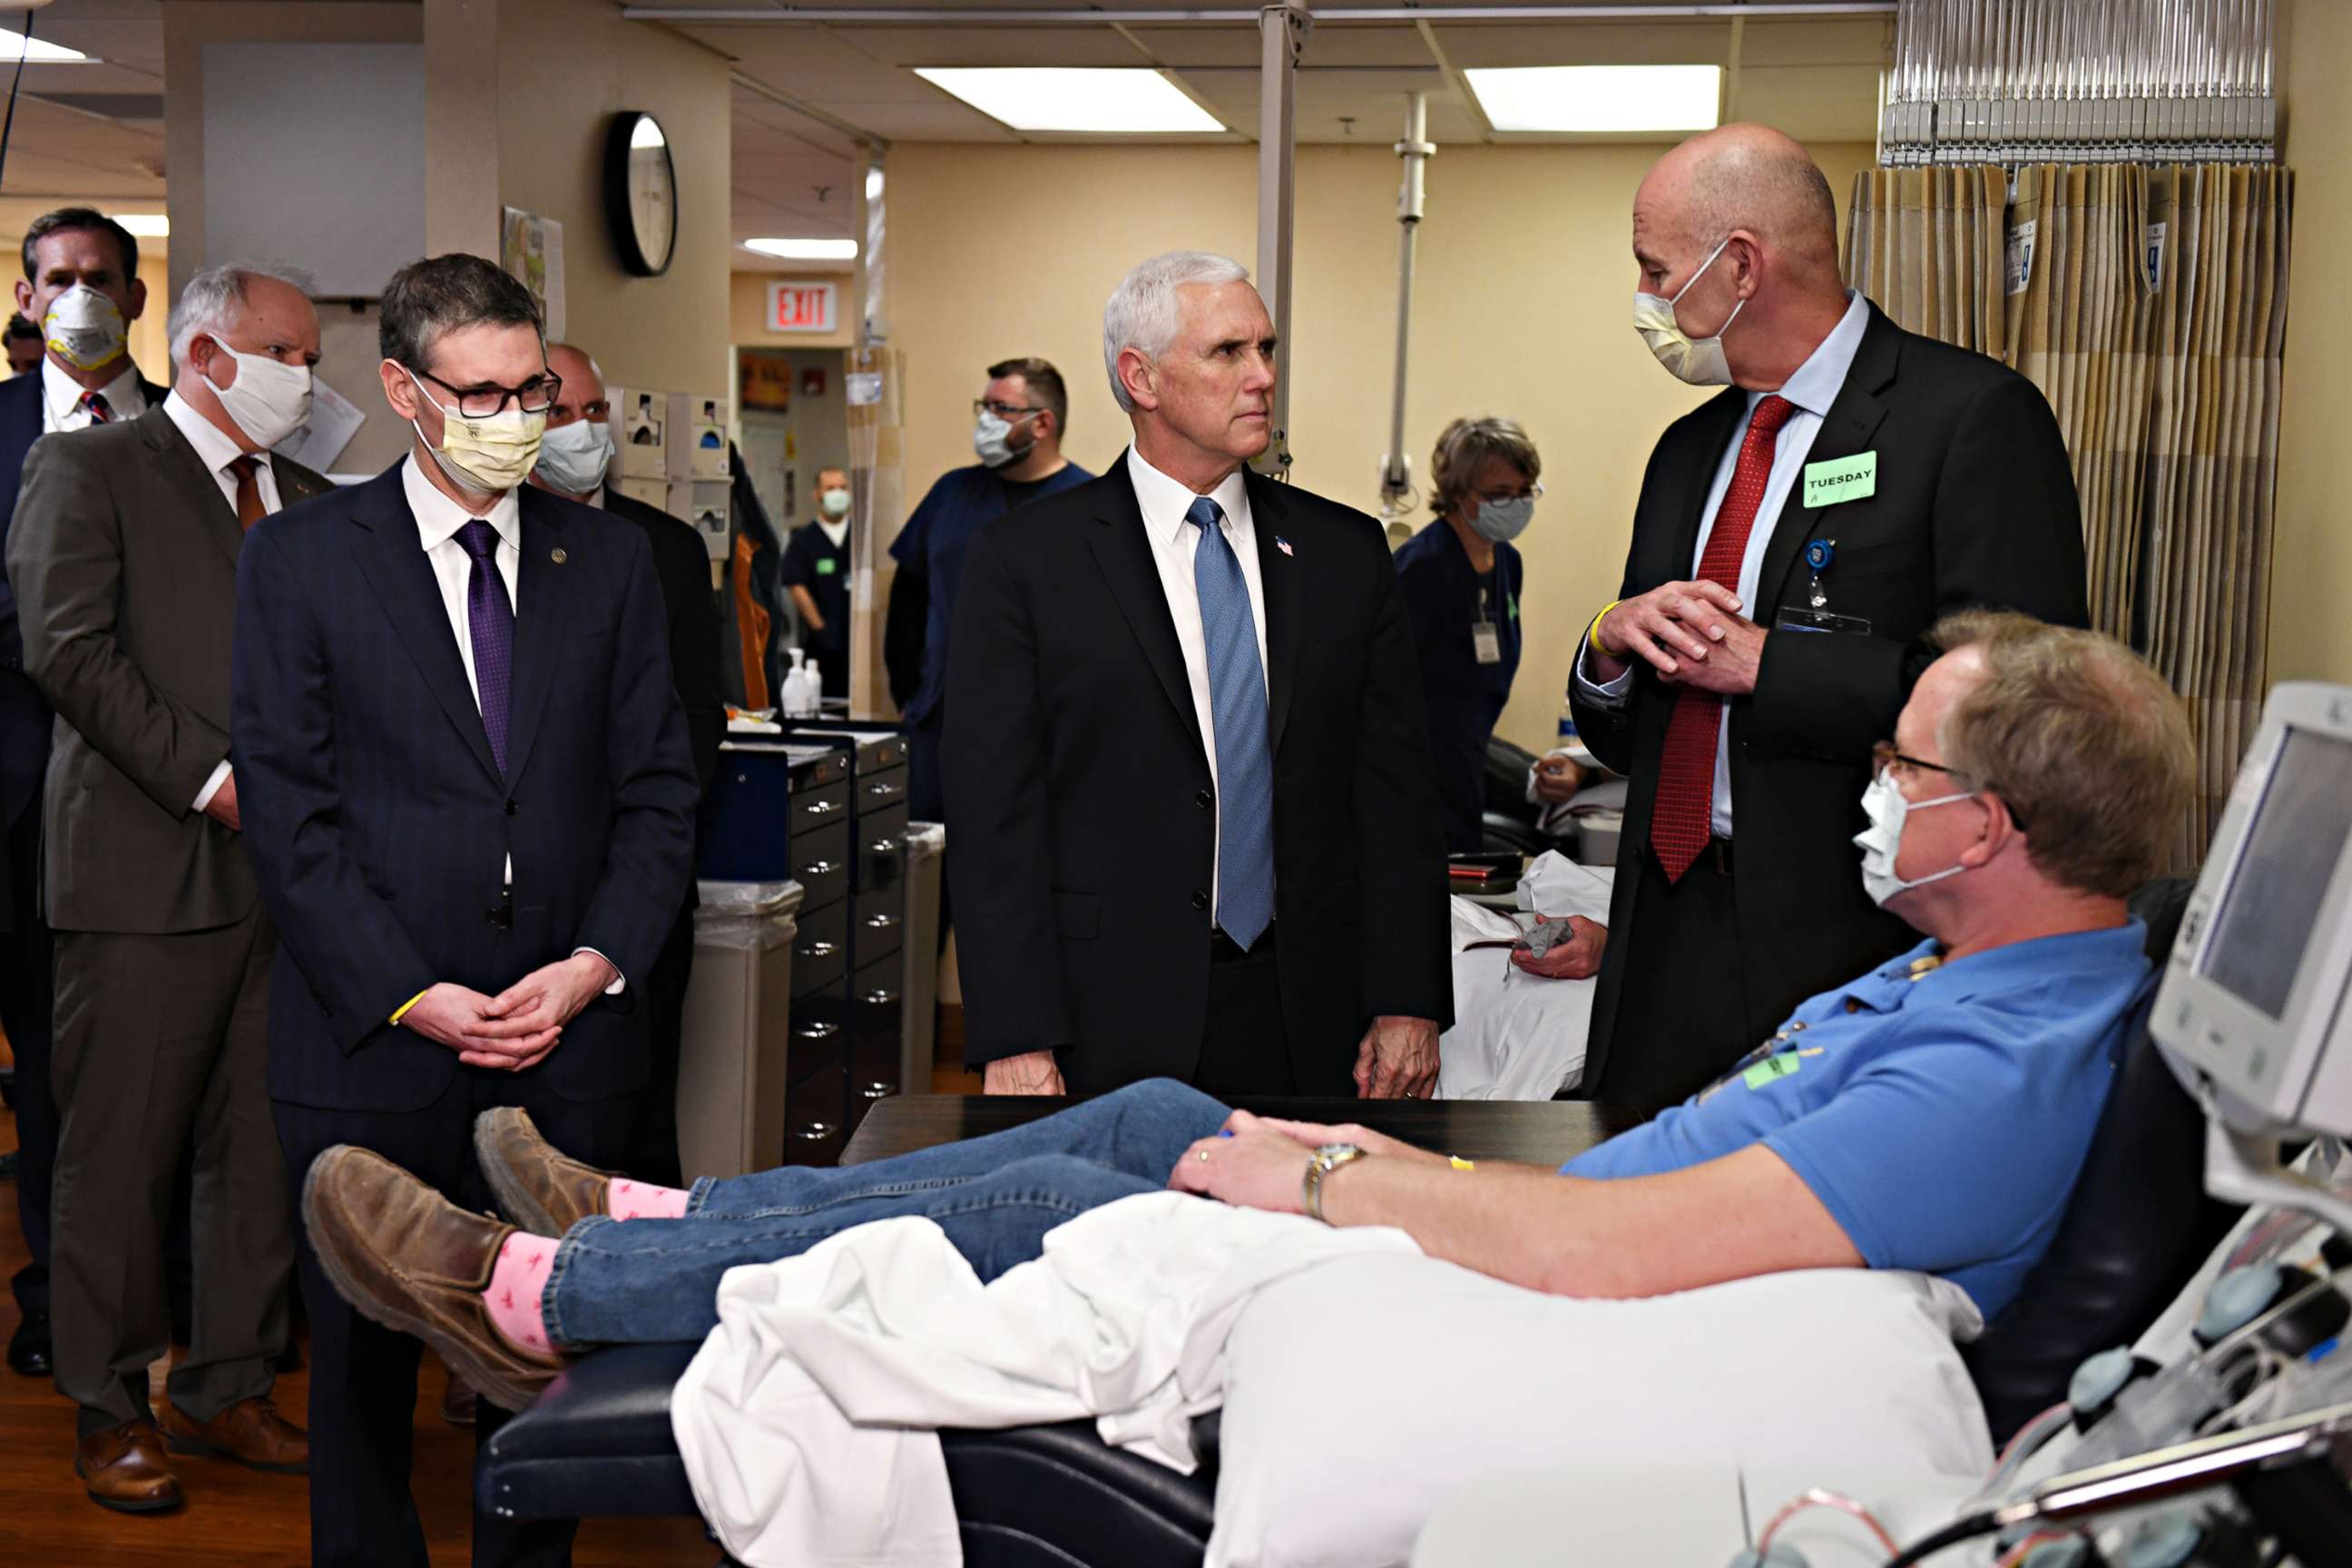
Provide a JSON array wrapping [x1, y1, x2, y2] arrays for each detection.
[[475, 880, 2235, 1562]]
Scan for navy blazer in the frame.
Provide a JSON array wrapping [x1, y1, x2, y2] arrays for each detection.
[[231, 462, 700, 1112], [0, 366, 168, 906]]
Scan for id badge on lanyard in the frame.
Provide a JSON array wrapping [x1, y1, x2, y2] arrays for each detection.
[[1473, 621, 1503, 664]]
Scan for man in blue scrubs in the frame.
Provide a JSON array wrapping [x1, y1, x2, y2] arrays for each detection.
[[304, 612, 2196, 1373], [1394, 417, 1542, 853], [886, 358, 1093, 820]]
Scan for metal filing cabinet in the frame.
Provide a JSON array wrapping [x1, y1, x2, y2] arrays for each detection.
[[790, 729, 912, 1133]]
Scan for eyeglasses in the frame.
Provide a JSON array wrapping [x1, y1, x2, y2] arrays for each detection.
[[974, 398, 1042, 420], [1474, 480, 1545, 505], [414, 366, 564, 420], [1870, 740, 2030, 830]]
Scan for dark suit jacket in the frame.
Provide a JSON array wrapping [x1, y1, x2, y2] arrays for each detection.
[[944, 453, 1452, 1095], [8, 406, 332, 933], [598, 483, 724, 789], [1572, 302, 2090, 1100], [231, 463, 700, 1112], [0, 365, 166, 922]]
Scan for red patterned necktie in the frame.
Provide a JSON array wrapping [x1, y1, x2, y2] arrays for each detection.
[[1649, 393, 1797, 883], [80, 391, 112, 424]]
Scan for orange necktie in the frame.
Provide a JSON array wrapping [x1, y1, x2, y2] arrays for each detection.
[[226, 455, 266, 531]]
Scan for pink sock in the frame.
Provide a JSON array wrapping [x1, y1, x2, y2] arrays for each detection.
[[607, 1178, 691, 1221], [485, 1233, 558, 1356]]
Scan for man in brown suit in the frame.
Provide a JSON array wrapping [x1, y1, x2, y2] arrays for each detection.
[[6, 264, 329, 1511]]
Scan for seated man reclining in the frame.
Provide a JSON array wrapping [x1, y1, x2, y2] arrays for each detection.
[[303, 611, 2194, 1410]]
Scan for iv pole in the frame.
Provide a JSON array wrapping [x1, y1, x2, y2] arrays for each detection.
[[1378, 91, 1434, 545]]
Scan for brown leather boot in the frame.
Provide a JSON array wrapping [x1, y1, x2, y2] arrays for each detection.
[[301, 1144, 564, 1413], [161, 1395, 309, 1474], [75, 1418, 183, 1513], [474, 1106, 614, 1237]]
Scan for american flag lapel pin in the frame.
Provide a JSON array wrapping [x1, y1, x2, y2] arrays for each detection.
[[1276, 536, 1293, 557]]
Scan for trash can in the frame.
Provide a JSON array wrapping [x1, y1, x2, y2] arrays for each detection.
[[898, 823, 946, 1096], [677, 879, 801, 1181]]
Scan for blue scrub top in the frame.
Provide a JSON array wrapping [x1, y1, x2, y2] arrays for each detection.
[[1564, 921, 2151, 1319], [1393, 520, 1522, 853], [890, 461, 1095, 727]]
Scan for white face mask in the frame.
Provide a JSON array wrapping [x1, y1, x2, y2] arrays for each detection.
[[818, 486, 852, 518], [974, 407, 1035, 469], [403, 367, 547, 495], [1853, 769, 1975, 908], [534, 416, 614, 497], [204, 338, 313, 451], [43, 284, 129, 373], [1632, 237, 1745, 387], [1469, 494, 1535, 544]]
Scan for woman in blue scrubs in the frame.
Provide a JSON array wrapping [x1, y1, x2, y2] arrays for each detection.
[[1393, 417, 1543, 854]]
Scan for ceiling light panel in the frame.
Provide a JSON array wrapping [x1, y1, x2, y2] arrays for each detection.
[[1465, 65, 1721, 134], [914, 68, 1224, 135], [743, 238, 858, 260], [1, 29, 91, 64]]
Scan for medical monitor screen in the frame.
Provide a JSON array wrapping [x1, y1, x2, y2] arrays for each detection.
[[2199, 729, 2352, 1021]]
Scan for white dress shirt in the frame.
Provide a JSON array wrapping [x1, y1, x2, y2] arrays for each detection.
[[1124, 445, 1269, 912], [400, 456, 622, 991], [1576, 289, 1871, 839], [166, 391, 286, 813], [41, 355, 148, 434]]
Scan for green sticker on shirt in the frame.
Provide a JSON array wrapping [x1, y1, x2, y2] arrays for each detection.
[[816, 558, 838, 575], [1743, 1052, 1804, 1090], [1802, 450, 1877, 509]]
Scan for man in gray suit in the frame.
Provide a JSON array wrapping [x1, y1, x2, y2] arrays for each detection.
[[7, 264, 328, 1512]]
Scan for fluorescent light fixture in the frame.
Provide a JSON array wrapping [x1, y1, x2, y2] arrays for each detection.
[[1465, 65, 1721, 134], [915, 68, 1223, 134], [743, 238, 858, 261], [0, 29, 90, 65], [114, 214, 169, 238]]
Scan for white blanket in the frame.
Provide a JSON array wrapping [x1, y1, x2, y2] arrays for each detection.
[[669, 1191, 1421, 1568], [1437, 854, 1615, 1100]]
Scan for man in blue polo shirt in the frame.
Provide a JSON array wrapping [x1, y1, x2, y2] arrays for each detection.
[[298, 612, 2193, 1388]]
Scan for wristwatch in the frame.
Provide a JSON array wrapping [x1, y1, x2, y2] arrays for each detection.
[[1302, 1142, 1367, 1223]]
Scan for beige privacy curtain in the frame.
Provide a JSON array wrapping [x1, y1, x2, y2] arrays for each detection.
[[1846, 162, 2293, 857]]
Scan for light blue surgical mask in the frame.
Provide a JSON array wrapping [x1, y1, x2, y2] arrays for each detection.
[[1470, 493, 1536, 544], [974, 407, 1036, 469]]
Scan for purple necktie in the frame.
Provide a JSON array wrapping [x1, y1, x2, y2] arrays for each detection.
[[456, 520, 513, 774]]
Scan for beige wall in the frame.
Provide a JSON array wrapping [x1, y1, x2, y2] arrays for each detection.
[[886, 137, 1874, 750], [495, 0, 733, 397], [0, 199, 168, 385], [2271, 0, 2352, 685]]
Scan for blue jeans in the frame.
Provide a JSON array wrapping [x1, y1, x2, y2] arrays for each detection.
[[541, 1079, 1231, 1347]]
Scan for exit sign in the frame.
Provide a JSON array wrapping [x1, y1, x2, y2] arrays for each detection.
[[767, 280, 838, 333]]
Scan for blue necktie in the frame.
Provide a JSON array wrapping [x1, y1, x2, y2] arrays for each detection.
[[456, 520, 514, 774], [1185, 496, 1274, 949]]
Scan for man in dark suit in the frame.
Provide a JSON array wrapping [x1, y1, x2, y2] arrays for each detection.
[[0, 206, 165, 1381], [230, 255, 698, 1567], [11, 264, 328, 1509], [946, 250, 1450, 1101], [531, 338, 722, 1188], [1569, 125, 2090, 1112]]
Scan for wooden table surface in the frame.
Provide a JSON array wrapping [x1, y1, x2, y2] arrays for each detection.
[[843, 1093, 1645, 1170]]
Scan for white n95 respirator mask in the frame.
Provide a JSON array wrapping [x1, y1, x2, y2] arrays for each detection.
[[1632, 237, 1745, 387], [404, 367, 546, 495], [1853, 770, 1975, 908], [206, 339, 314, 451], [534, 417, 615, 497], [43, 284, 129, 373]]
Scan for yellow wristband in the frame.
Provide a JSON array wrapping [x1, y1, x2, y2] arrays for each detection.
[[1448, 1155, 1477, 1171], [388, 989, 429, 1026], [1588, 600, 1625, 661]]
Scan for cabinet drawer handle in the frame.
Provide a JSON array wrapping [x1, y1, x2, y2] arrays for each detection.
[[799, 859, 838, 877], [866, 781, 902, 799], [803, 799, 843, 816], [794, 1021, 839, 1041], [858, 1081, 896, 1100], [799, 939, 838, 958], [868, 837, 901, 856], [863, 987, 900, 1006], [864, 913, 899, 930], [792, 1121, 837, 1142]]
